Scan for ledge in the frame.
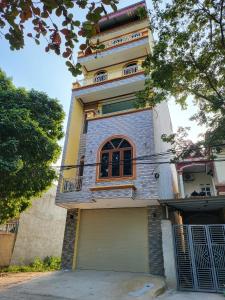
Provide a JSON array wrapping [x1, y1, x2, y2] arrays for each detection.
[[90, 184, 136, 192]]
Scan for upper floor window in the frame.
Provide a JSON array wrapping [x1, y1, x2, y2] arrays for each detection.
[[94, 70, 108, 83], [102, 99, 136, 115], [99, 137, 134, 179], [123, 62, 138, 76]]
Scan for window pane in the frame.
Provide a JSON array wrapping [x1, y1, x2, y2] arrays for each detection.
[[102, 141, 113, 150], [119, 139, 131, 148], [123, 150, 132, 176], [100, 153, 109, 177], [112, 151, 120, 177], [111, 138, 122, 148], [102, 99, 136, 114]]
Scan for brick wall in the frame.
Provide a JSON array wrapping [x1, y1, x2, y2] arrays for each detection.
[[148, 205, 165, 276], [61, 209, 78, 269]]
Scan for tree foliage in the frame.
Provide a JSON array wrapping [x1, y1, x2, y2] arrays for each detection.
[[0, 0, 119, 76], [139, 0, 225, 148], [0, 69, 64, 224]]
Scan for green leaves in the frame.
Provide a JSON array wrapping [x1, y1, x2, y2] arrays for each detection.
[[0, 70, 64, 224], [0, 0, 118, 76], [140, 0, 225, 148]]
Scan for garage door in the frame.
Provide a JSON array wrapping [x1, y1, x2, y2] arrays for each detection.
[[77, 208, 149, 272]]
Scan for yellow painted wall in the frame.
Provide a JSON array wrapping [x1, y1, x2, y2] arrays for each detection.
[[90, 19, 150, 44], [0, 233, 16, 267], [63, 98, 84, 179]]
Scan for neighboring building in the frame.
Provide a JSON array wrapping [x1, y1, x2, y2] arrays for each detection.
[[0, 185, 66, 267], [159, 149, 225, 292], [56, 1, 177, 275], [166, 149, 225, 224]]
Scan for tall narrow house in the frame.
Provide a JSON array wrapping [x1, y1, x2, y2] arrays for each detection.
[[56, 1, 176, 275]]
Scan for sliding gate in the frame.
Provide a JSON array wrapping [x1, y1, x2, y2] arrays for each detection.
[[174, 225, 225, 292]]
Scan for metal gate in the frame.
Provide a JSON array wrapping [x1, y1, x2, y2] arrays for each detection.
[[174, 225, 225, 292]]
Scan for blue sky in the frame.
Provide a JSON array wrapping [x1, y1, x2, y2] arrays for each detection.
[[1, 0, 203, 158]]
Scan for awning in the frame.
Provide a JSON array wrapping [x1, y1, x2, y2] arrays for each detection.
[[159, 197, 225, 212]]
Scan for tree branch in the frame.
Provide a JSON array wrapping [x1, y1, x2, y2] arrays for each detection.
[[219, 0, 225, 47]]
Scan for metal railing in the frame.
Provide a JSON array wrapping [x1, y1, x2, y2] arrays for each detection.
[[0, 221, 19, 233], [94, 73, 108, 83], [73, 65, 142, 88], [62, 176, 83, 192], [123, 65, 138, 76], [78, 29, 148, 57]]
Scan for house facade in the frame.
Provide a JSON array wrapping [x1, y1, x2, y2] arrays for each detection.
[[171, 149, 225, 224], [56, 1, 177, 275]]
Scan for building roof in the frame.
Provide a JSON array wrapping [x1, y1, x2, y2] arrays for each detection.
[[159, 196, 225, 211], [98, 1, 147, 33]]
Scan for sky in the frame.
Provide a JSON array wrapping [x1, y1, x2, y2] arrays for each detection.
[[1, 0, 205, 158]]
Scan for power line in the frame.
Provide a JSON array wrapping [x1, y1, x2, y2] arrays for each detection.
[[55, 142, 225, 170], [55, 158, 225, 170]]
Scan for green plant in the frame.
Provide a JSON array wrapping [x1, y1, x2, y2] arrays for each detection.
[[1, 256, 61, 273]]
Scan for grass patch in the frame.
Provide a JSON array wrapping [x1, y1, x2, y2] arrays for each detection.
[[1, 256, 61, 273]]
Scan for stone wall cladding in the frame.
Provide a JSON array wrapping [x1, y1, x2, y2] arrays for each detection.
[[61, 209, 78, 269], [93, 187, 134, 199], [148, 205, 165, 276], [57, 110, 159, 204]]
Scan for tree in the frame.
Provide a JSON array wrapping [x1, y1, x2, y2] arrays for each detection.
[[0, 0, 119, 76], [138, 0, 225, 147], [0, 69, 64, 224]]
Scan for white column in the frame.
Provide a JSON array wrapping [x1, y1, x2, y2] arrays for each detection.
[[178, 172, 185, 198], [211, 177, 217, 196], [161, 220, 177, 288]]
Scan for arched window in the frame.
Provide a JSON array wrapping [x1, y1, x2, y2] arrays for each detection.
[[123, 62, 138, 76], [99, 137, 134, 179], [94, 70, 108, 83]]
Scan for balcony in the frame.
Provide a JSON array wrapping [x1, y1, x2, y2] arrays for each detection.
[[0, 221, 19, 233], [72, 65, 145, 102], [62, 176, 83, 192], [56, 174, 156, 209], [177, 162, 217, 199], [77, 29, 150, 70]]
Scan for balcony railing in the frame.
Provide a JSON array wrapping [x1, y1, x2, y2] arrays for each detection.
[[94, 73, 108, 83], [78, 29, 148, 58], [73, 65, 143, 89], [123, 65, 138, 76], [62, 176, 83, 192], [0, 221, 19, 233]]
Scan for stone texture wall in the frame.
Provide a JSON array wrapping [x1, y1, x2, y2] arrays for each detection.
[[61, 209, 78, 269], [56, 109, 160, 204], [148, 205, 165, 276]]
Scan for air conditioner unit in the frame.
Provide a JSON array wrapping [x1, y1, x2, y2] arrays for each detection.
[[183, 173, 195, 182]]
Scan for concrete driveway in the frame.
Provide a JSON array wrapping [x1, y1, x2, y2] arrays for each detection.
[[0, 271, 224, 300], [0, 270, 165, 300]]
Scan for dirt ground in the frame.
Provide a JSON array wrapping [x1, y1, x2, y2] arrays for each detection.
[[0, 272, 53, 290]]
